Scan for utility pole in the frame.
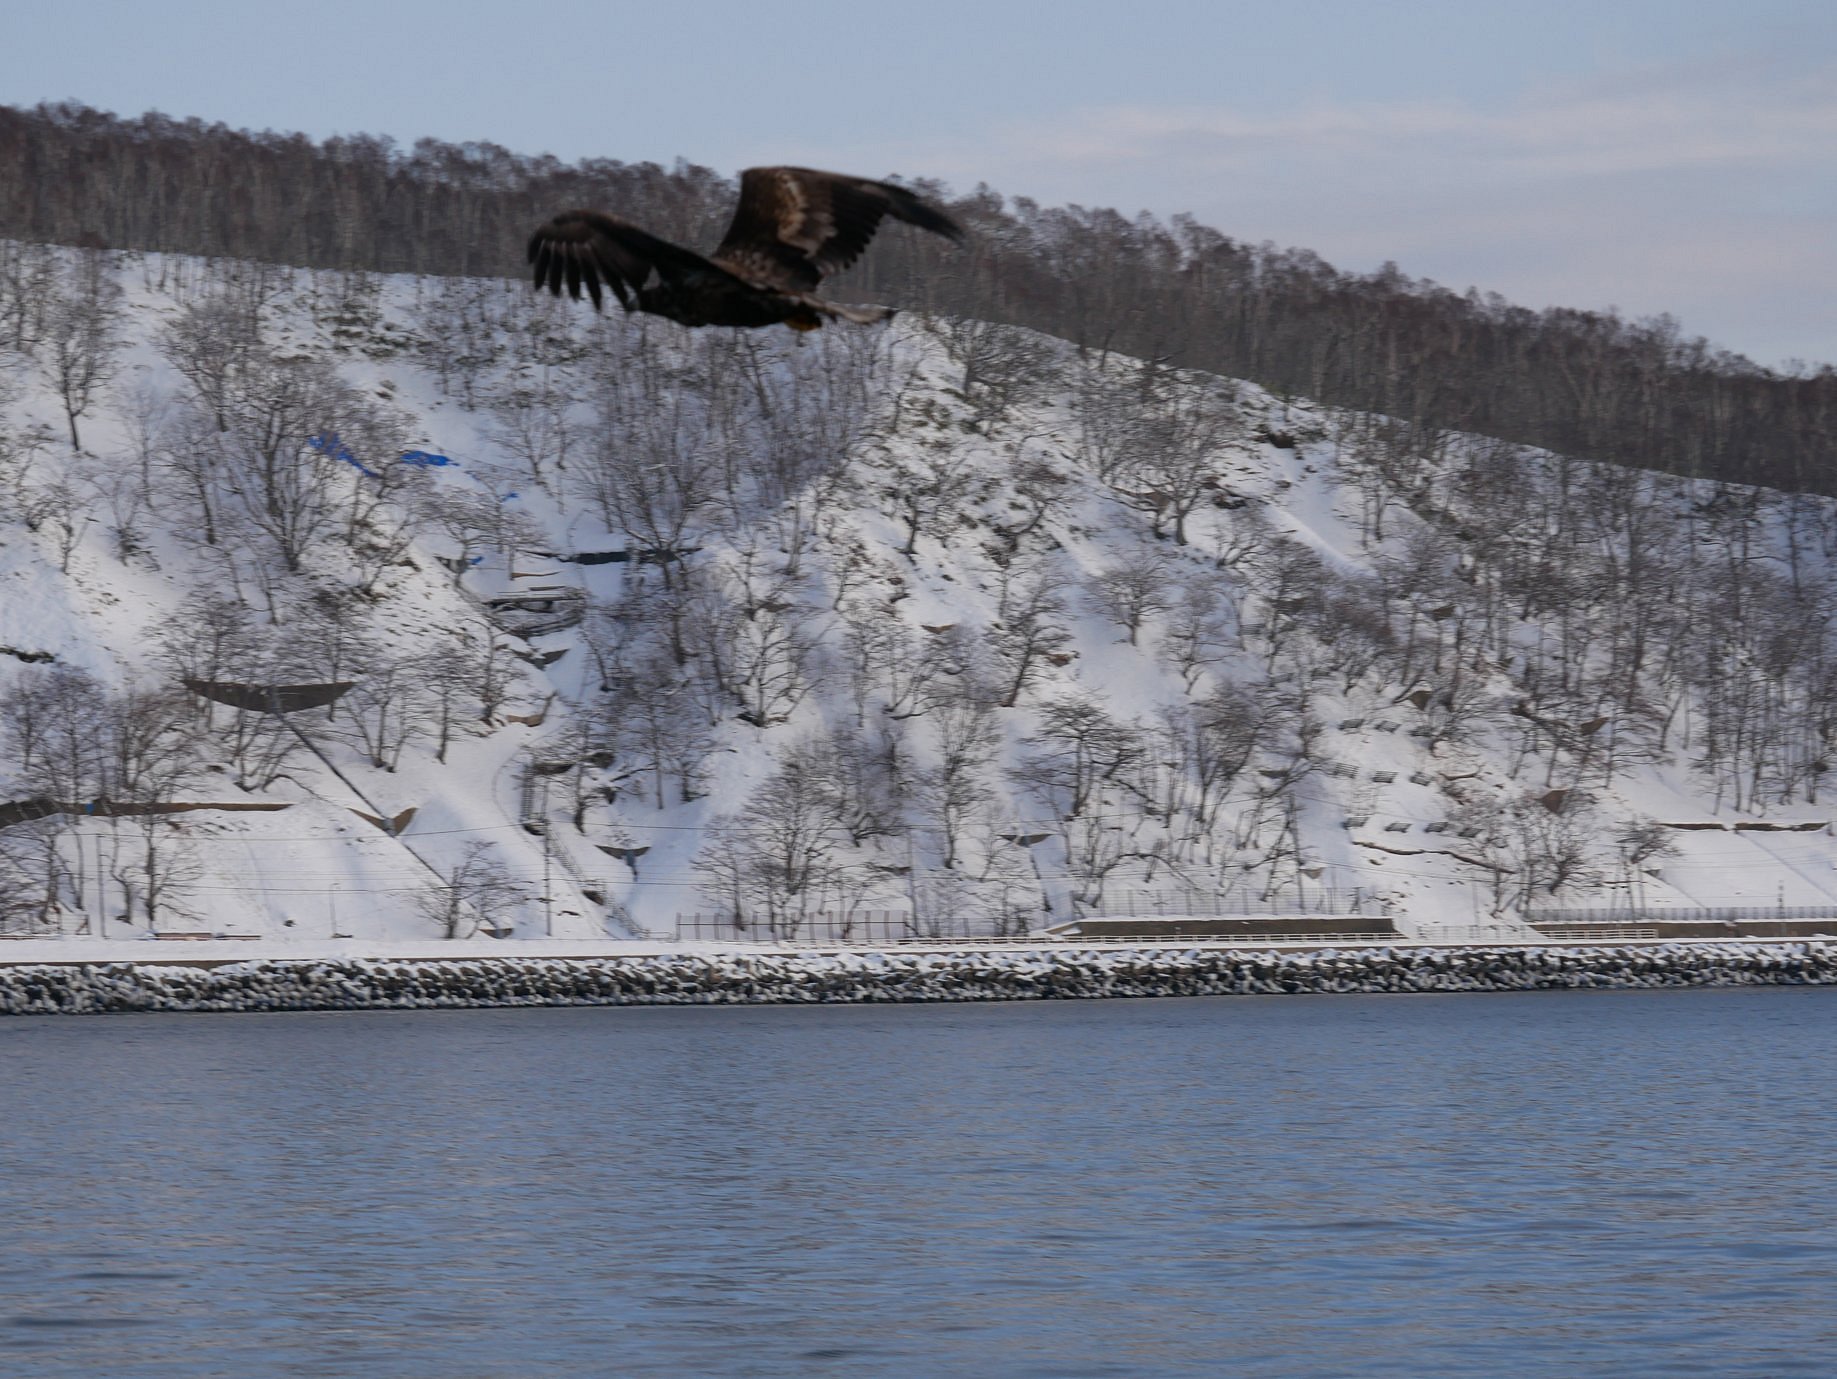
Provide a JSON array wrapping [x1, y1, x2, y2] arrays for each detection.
[[904, 825, 921, 937], [539, 770, 554, 938], [76, 831, 95, 938]]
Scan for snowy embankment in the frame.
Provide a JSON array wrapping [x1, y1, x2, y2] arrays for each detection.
[[10, 245, 1837, 946], [3, 941, 1834, 1015]]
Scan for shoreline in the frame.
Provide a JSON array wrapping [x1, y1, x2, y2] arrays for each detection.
[[2, 939, 1834, 1016]]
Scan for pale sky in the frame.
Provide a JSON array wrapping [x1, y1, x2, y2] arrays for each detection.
[[4, 0, 1834, 367]]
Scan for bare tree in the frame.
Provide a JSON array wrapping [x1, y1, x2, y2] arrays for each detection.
[[1015, 695, 1148, 820], [926, 315, 1057, 421], [840, 608, 972, 722], [416, 634, 482, 765], [1160, 577, 1238, 693], [1, 675, 205, 930], [1108, 386, 1242, 546], [885, 444, 981, 559], [1156, 683, 1270, 835], [697, 758, 858, 938], [215, 350, 375, 572], [0, 240, 56, 356], [578, 380, 721, 583], [2, 666, 109, 805], [79, 446, 155, 566], [729, 601, 823, 728], [419, 842, 533, 938], [416, 486, 506, 582], [37, 250, 123, 450], [339, 654, 431, 771], [155, 400, 233, 547], [801, 726, 906, 848], [922, 699, 999, 867], [989, 562, 1074, 708], [0, 418, 56, 522], [989, 443, 1073, 559], [114, 378, 172, 493], [106, 690, 205, 929], [606, 653, 714, 808], [0, 816, 76, 933], [409, 274, 503, 407], [33, 477, 91, 572], [1076, 360, 1155, 483], [217, 706, 306, 793], [1451, 794, 1609, 917], [482, 367, 581, 489], [158, 284, 264, 431], [1087, 549, 1173, 646]]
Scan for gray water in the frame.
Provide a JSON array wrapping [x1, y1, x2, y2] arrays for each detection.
[[2, 988, 1835, 1378]]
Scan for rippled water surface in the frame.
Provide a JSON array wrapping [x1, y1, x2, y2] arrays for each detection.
[[4, 987, 1837, 1376]]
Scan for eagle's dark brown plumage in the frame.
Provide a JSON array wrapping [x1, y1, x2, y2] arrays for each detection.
[[526, 167, 963, 331]]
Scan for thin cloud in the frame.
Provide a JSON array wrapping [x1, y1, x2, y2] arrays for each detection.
[[806, 57, 1836, 366], [961, 65, 1837, 185]]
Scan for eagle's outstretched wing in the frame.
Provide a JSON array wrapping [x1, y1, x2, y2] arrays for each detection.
[[526, 211, 727, 310], [711, 167, 963, 293]]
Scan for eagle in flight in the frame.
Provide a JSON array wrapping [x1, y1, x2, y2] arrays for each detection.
[[526, 166, 963, 332]]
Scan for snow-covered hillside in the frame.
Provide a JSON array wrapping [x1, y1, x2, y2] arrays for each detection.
[[3, 243, 1835, 944]]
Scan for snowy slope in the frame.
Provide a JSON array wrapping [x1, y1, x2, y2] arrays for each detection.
[[2, 244, 1834, 946]]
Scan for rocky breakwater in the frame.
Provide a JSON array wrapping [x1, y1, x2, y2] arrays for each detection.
[[3, 942, 1837, 1016]]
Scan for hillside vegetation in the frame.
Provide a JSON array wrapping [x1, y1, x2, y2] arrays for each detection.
[[3, 245, 1837, 942]]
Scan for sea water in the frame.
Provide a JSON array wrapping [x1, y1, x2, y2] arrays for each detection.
[[3, 987, 1834, 1377]]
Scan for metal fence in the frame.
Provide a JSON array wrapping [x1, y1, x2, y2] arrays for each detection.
[[1073, 889, 1367, 919], [675, 892, 1376, 944], [693, 932, 1421, 950], [675, 911, 1005, 945], [677, 912, 1521, 949], [1508, 925, 1661, 942], [1527, 905, 1837, 926]]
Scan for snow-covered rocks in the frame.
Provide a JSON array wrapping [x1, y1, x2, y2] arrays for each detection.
[[3, 942, 1833, 1016]]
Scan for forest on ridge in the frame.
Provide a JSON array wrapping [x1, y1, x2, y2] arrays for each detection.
[[3, 100, 1834, 497]]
